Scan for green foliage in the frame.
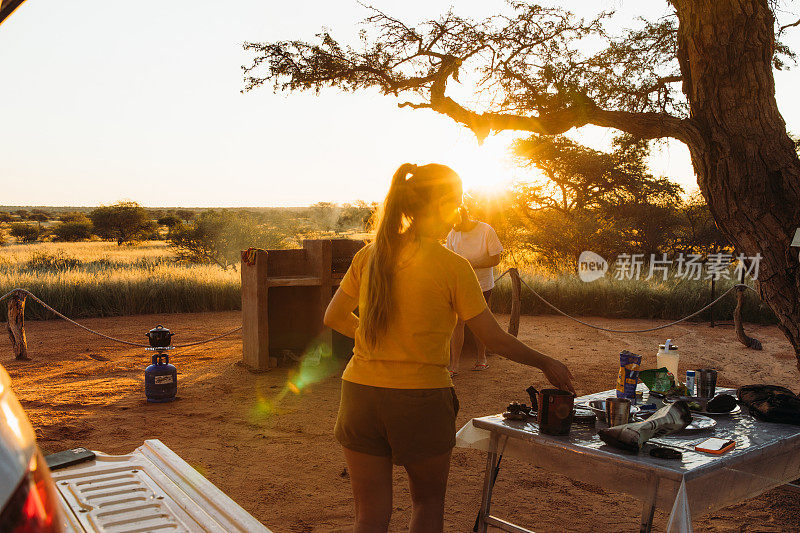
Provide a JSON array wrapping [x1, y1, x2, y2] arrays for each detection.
[[175, 209, 195, 221], [0, 212, 13, 223], [336, 201, 375, 232], [243, 4, 793, 133], [59, 211, 91, 223], [676, 192, 731, 254], [28, 209, 51, 222], [168, 210, 286, 269], [90, 201, 158, 245], [487, 133, 729, 271], [157, 214, 182, 228], [52, 219, 94, 242], [9, 222, 41, 243]]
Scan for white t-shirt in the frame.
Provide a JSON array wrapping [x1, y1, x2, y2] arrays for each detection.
[[445, 221, 503, 291]]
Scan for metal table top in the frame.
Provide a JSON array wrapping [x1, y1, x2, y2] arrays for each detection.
[[469, 387, 800, 483]]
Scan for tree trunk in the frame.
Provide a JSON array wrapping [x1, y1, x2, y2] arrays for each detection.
[[6, 291, 28, 360], [735, 285, 763, 350], [672, 0, 800, 366]]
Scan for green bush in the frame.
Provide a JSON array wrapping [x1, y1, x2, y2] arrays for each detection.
[[157, 214, 182, 228], [168, 210, 286, 269], [9, 222, 41, 243], [90, 201, 158, 245], [52, 220, 93, 242]]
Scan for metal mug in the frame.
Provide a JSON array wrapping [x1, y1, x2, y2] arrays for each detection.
[[537, 389, 574, 435], [605, 397, 632, 427], [697, 369, 718, 398]]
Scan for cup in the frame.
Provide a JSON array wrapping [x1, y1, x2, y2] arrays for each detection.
[[605, 397, 632, 427], [537, 389, 574, 435], [697, 369, 718, 398]]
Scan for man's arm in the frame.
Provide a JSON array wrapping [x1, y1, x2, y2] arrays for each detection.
[[469, 253, 501, 269]]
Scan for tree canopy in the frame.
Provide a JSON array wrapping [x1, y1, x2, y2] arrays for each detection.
[[90, 201, 157, 245], [242, 2, 793, 143]]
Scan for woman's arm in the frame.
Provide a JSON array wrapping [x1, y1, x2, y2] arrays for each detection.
[[465, 308, 575, 393], [323, 288, 359, 338]]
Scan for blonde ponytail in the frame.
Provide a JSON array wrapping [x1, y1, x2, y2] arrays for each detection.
[[362, 163, 460, 348]]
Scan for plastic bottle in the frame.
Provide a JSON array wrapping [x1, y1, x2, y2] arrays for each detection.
[[657, 339, 680, 381]]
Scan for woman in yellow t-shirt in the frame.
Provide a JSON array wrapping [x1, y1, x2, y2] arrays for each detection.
[[324, 163, 574, 532]]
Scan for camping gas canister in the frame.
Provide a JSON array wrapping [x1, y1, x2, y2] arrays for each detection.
[[145, 352, 177, 402]]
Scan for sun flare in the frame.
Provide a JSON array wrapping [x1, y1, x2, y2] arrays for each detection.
[[443, 135, 522, 195]]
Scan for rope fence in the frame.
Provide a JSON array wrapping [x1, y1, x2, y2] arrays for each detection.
[[1, 270, 759, 356], [0, 288, 242, 349], [493, 268, 758, 334]]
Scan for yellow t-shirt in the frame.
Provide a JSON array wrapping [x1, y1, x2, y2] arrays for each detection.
[[339, 239, 488, 389]]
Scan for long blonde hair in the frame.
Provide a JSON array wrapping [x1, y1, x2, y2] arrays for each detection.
[[362, 163, 461, 348]]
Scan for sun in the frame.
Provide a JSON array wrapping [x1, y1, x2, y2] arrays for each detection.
[[443, 134, 522, 195]]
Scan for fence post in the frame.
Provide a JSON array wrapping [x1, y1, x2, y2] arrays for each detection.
[[508, 268, 521, 337], [6, 290, 28, 360], [709, 273, 716, 328]]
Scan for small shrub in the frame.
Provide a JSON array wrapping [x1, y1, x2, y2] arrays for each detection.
[[26, 251, 82, 271], [28, 209, 50, 222], [52, 220, 93, 242], [168, 210, 285, 269], [58, 211, 91, 223], [157, 214, 182, 228], [9, 222, 40, 243]]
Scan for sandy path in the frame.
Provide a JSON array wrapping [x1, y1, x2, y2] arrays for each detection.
[[3, 311, 800, 532]]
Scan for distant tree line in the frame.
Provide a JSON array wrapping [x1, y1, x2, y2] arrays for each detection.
[[0, 200, 376, 270]]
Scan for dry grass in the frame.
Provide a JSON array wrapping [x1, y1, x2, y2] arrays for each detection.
[[0, 241, 239, 319], [0, 241, 777, 323]]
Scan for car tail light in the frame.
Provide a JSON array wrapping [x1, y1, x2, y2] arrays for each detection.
[[0, 451, 62, 533]]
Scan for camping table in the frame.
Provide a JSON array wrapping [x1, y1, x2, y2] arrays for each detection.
[[456, 388, 800, 533]]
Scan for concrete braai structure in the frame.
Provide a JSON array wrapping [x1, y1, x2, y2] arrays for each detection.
[[240, 239, 364, 371]]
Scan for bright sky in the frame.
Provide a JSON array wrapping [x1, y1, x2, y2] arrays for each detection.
[[1, 0, 799, 207]]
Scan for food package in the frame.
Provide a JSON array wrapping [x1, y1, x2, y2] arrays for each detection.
[[639, 367, 675, 394], [597, 401, 692, 452], [616, 350, 642, 401]]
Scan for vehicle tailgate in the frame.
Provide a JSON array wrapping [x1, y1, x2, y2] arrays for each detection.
[[51, 439, 270, 532]]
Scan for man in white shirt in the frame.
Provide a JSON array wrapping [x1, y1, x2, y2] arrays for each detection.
[[445, 207, 503, 375]]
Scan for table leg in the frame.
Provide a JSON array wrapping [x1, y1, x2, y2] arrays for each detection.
[[639, 476, 659, 533], [477, 433, 500, 533]]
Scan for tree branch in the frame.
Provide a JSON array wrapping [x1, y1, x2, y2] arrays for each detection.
[[410, 76, 695, 143], [779, 17, 800, 36]]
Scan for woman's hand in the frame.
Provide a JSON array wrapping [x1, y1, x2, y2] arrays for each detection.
[[465, 309, 576, 394], [541, 357, 575, 395]]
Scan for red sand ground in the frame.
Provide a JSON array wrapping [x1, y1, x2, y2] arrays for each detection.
[[4, 311, 800, 532]]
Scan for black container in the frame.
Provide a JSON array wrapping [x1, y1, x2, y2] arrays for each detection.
[[537, 389, 574, 435], [146, 325, 174, 348]]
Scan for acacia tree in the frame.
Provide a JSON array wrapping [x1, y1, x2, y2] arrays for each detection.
[[243, 1, 800, 363]]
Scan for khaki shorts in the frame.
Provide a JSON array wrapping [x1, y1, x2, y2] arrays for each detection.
[[334, 380, 460, 465]]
